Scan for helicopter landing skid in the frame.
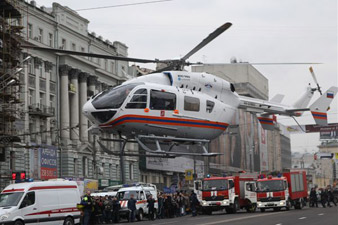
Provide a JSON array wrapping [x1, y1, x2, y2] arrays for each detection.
[[135, 135, 222, 157]]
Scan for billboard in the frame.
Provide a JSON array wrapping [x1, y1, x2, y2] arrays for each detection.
[[40, 146, 57, 180], [29, 144, 57, 180]]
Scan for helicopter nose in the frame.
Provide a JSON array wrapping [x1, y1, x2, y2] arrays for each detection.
[[82, 100, 96, 122]]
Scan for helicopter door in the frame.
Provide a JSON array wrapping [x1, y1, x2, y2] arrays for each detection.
[[125, 88, 148, 109]]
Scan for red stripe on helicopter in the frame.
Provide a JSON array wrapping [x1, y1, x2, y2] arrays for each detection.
[[311, 111, 327, 120], [258, 117, 274, 125], [100, 115, 228, 130]]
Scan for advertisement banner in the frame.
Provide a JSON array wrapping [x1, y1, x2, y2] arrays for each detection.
[[40, 146, 58, 180], [84, 179, 98, 193], [185, 169, 193, 181]]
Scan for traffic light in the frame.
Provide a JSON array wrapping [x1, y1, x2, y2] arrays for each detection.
[[11, 171, 26, 181]]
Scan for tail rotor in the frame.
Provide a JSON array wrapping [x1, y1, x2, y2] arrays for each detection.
[[309, 67, 322, 95]]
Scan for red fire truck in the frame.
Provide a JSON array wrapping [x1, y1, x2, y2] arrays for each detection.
[[256, 170, 308, 212], [194, 174, 257, 215]]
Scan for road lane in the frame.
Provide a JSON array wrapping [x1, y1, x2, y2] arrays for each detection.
[[111, 206, 338, 225]]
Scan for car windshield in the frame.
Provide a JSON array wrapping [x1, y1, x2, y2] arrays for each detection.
[[117, 191, 138, 200], [203, 180, 228, 191], [0, 192, 24, 207], [256, 180, 285, 192], [92, 83, 142, 110]]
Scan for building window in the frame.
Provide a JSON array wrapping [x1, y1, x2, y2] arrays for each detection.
[[74, 158, 78, 176], [28, 59, 34, 74], [184, 96, 200, 112], [41, 123, 47, 144], [104, 59, 108, 71], [61, 38, 66, 49], [81, 47, 85, 52], [29, 89, 35, 105], [9, 151, 15, 171], [150, 90, 176, 110], [129, 163, 134, 181], [38, 28, 43, 43], [116, 164, 119, 180], [71, 43, 76, 51], [49, 95, 54, 107], [82, 156, 88, 177], [48, 33, 53, 47], [28, 23, 33, 39], [39, 92, 45, 106]]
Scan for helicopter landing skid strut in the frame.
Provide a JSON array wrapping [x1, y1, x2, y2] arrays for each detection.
[[135, 135, 222, 157]]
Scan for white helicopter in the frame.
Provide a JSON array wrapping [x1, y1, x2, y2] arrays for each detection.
[[23, 23, 338, 156]]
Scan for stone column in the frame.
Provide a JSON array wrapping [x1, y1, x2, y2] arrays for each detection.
[[79, 72, 89, 142], [69, 69, 80, 141], [88, 75, 98, 143], [59, 64, 72, 141]]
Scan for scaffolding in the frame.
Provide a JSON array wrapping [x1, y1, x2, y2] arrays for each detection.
[[0, 0, 23, 188]]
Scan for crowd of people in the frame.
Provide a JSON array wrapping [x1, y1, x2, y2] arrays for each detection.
[[309, 186, 337, 208], [79, 190, 200, 225]]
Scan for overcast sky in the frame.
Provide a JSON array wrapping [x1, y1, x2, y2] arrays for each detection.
[[35, 0, 337, 153]]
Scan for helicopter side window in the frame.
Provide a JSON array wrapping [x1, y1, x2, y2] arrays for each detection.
[[126, 88, 147, 109], [206, 100, 215, 113], [184, 96, 200, 112], [150, 90, 176, 110]]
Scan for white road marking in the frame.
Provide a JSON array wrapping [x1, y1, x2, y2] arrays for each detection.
[[152, 221, 180, 225], [318, 213, 324, 216], [298, 217, 307, 220], [275, 223, 282, 225], [197, 211, 286, 225]]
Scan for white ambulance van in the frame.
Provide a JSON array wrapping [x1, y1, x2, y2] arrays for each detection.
[[0, 180, 81, 225], [117, 183, 157, 221]]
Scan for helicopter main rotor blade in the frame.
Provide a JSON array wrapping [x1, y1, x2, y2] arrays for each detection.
[[181, 22, 232, 61], [21, 45, 159, 64]]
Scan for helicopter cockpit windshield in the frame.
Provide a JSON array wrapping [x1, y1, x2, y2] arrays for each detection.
[[92, 83, 143, 110]]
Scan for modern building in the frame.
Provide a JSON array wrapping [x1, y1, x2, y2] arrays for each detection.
[[1, 0, 140, 190]]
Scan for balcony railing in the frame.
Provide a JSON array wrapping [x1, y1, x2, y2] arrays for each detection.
[[28, 103, 55, 117]]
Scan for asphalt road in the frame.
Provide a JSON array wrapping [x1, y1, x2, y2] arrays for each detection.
[[110, 206, 338, 225]]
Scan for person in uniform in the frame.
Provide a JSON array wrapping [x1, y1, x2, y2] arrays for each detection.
[[81, 190, 93, 225]]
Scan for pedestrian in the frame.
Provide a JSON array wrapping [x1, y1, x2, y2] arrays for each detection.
[[128, 194, 137, 222], [112, 196, 120, 223], [81, 190, 93, 225], [320, 188, 327, 208], [147, 194, 156, 220], [310, 187, 318, 207], [327, 187, 337, 207], [189, 191, 198, 217], [157, 193, 164, 219]]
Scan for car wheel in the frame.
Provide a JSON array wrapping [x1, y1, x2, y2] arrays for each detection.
[[232, 199, 239, 213], [63, 217, 74, 225], [286, 201, 291, 211], [14, 220, 24, 225], [246, 203, 256, 213]]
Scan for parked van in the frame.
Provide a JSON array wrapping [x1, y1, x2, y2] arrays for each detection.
[[91, 191, 117, 198], [0, 180, 81, 225], [117, 183, 157, 221]]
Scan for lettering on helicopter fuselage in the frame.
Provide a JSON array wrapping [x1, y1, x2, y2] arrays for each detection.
[[177, 75, 190, 81], [161, 110, 165, 117]]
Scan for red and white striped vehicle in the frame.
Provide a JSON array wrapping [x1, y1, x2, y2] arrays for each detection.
[[0, 180, 81, 225], [116, 183, 157, 221]]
